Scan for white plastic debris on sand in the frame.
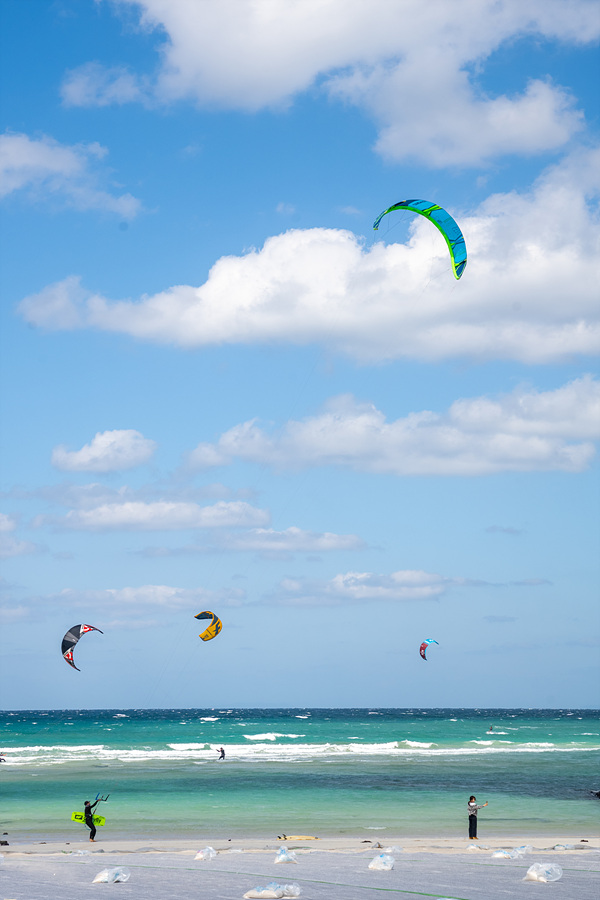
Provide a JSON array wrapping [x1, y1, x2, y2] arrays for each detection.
[[368, 853, 395, 871], [195, 846, 217, 860], [243, 882, 301, 899], [514, 845, 533, 854], [274, 846, 298, 863], [92, 867, 131, 883], [524, 863, 563, 882]]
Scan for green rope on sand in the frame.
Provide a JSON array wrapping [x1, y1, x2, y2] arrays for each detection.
[[122, 863, 470, 898]]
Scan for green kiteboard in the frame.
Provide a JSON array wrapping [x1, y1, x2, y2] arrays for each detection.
[[71, 811, 105, 826]]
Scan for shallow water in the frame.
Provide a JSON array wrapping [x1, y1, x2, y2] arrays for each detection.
[[1, 708, 598, 841]]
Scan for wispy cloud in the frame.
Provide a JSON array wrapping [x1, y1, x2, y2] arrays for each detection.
[[61, 62, 148, 108], [0, 517, 42, 559], [276, 202, 295, 215], [54, 583, 246, 611], [0, 605, 29, 622], [266, 569, 450, 606], [34, 500, 270, 532], [1, 481, 249, 510], [135, 527, 365, 559], [0, 132, 142, 218], [0, 513, 17, 532]]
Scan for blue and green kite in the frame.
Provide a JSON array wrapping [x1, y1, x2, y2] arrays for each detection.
[[373, 199, 467, 280]]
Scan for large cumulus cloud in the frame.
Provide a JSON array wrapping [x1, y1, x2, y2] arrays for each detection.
[[19, 148, 600, 363], [60, 0, 599, 166]]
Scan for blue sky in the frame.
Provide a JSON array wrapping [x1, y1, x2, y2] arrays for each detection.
[[1, 0, 599, 710]]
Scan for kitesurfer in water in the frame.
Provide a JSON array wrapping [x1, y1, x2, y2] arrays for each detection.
[[468, 795, 488, 839], [217, 747, 225, 760]]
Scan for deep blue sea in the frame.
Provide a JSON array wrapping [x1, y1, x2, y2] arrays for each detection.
[[1, 708, 599, 841]]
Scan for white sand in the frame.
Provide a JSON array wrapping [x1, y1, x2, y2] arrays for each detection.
[[1, 836, 599, 899]]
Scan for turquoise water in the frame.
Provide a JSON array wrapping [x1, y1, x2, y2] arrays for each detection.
[[1, 709, 599, 841]]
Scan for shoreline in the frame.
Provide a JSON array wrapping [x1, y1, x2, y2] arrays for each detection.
[[3, 834, 599, 855]]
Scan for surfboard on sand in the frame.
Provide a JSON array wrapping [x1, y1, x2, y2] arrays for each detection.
[[277, 835, 318, 840], [71, 812, 105, 826]]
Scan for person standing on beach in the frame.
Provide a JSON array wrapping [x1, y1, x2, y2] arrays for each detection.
[[84, 799, 100, 841], [468, 795, 488, 839]]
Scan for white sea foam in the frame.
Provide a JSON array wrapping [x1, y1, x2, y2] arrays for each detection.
[[243, 733, 304, 741], [3, 744, 105, 752], [295, 715, 310, 719], [113, 714, 128, 718], [400, 740, 436, 748], [168, 743, 211, 750], [199, 717, 219, 722], [3, 738, 598, 766]]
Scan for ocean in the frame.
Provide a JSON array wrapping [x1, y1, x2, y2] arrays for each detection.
[[1, 709, 598, 842]]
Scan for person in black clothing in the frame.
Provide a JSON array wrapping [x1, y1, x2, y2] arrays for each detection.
[[217, 747, 225, 760], [467, 795, 488, 839], [84, 799, 100, 841]]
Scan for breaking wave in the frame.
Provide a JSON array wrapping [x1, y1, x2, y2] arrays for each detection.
[[2, 738, 598, 767]]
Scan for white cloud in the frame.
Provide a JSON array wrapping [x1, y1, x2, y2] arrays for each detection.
[[18, 148, 600, 362], [56, 583, 245, 610], [61, 0, 599, 165], [61, 62, 148, 107], [0, 516, 41, 558], [329, 66, 582, 167], [189, 377, 599, 476], [268, 567, 550, 605], [51, 429, 157, 472], [215, 527, 364, 553], [0, 132, 141, 218], [270, 569, 449, 606], [1, 481, 245, 510], [36, 500, 269, 531], [134, 527, 364, 559], [0, 535, 41, 559]]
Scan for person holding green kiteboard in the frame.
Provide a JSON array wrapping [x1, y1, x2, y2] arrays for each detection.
[[84, 794, 108, 841]]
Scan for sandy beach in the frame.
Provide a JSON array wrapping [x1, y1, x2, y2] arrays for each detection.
[[2, 835, 598, 899]]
